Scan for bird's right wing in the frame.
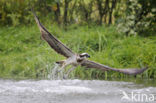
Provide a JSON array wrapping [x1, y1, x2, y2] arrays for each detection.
[[32, 11, 75, 58], [81, 60, 148, 75]]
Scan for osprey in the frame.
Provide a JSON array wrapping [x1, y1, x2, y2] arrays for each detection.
[[32, 11, 148, 78]]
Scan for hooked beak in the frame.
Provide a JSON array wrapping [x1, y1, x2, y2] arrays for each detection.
[[87, 55, 90, 58]]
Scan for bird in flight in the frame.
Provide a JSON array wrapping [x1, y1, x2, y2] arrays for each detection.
[[32, 11, 148, 78]]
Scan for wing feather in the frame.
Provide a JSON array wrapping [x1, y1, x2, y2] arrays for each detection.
[[81, 60, 148, 75], [32, 11, 74, 58]]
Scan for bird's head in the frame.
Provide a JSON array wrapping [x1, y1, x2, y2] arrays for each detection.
[[79, 53, 90, 58]]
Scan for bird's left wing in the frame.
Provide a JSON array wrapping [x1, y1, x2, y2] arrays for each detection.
[[81, 60, 148, 75], [32, 11, 75, 58]]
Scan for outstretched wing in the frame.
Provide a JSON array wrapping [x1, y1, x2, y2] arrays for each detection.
[[32, 11, 75, 58], [81, 60, 148, 75]]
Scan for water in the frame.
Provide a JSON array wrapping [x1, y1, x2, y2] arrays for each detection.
[[47, 63, 75, 80], [47, 63, 61, 79], [0, 79, 156, 103]]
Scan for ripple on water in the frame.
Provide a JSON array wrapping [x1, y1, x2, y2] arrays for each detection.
[[0, 79, 156, 103]]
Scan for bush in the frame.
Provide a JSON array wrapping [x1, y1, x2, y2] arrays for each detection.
[[117, 0, 156, 36]]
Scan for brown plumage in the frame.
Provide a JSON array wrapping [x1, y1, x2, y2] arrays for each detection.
[[32, 10, 148, 76], [81, 60, 148, 75], [32, 10, 74, 58]]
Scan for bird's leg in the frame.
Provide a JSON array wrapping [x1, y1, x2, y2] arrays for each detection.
[[56, 64, 66, 73], [55, 60, 73, 79], [52, 63, 60, 79], [58, 65, 65, 79], [55, 60, 65, 73], [63, 66, 76, 79], [56, 64, 69, 79]]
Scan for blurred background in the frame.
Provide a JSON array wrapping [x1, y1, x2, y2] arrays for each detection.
[[0, 0, 156, 79]]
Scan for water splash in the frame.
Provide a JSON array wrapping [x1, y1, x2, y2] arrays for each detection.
[[47, 63, 65, 80]]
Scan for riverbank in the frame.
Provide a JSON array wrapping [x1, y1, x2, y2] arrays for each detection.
[[0, 24, 156, 79]]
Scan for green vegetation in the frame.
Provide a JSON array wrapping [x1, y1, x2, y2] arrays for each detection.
[[0, 0, 155, 79], [0, 24, 156, 79], [0, 0, 155, 35]]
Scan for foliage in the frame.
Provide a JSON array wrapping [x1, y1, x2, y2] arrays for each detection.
[[0, 0, 155, 80], [0, 24, 156, 79], [0, 0, 119, 26], [0, 0, 155, 35], [117, 0, 156, 36], [0, 0, 35, 26]]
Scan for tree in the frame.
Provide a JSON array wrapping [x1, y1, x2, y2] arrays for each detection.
[[68, 0, 77, 24], [96, 0, 109, 25], [52, 1, 61, 24], [63, 0, 72, 27], [117, 0, 156, 36], [109, 0, 117, 24], [78, 0, 94, 24]]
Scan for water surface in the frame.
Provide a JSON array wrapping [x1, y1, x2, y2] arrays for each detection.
[[0, 79, 155, 103]]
